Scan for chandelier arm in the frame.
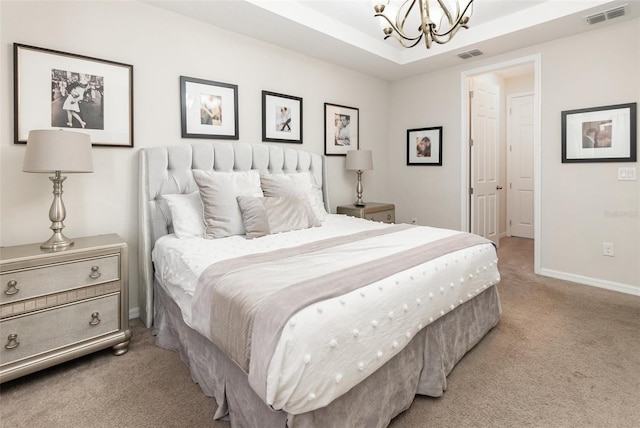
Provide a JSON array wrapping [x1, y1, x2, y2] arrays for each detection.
[[435, 0, 454, 27], [432, 0, 474, 37], [375, 12, 423, 42], [423, 32, 433, 49], [398, 0, 417, 32], [387, 33, 423, 48]]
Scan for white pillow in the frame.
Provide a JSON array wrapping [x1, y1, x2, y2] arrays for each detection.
[[260, 172, 328, 221], [162, 192, 205, 238], [193, 169, 264, 238], [237, 196, 320, 239]]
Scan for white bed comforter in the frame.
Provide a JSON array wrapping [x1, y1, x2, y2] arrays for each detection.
[[152, 215, 500, 414]]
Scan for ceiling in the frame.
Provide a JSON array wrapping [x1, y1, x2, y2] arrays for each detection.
[[145, 0, 638, 81]]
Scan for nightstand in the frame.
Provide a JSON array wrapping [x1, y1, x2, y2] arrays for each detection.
[[337, 202, 395, 224], [0, 234, 131, 383]]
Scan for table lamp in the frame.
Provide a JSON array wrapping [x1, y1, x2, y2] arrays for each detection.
[[23, 129, 93, 250], [345, 149, 373, 207]]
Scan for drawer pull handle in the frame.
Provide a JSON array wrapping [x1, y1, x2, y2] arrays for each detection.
[[5, 280, 19, 295], [5, 334, 20, 350], [89, 312, 101, 326], [387, 214, 392, 221], [89, 266, 102, 279]]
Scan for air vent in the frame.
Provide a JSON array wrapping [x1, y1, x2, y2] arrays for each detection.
[[586, 4, 626, 25], [586, 12, 606, 25], [457, 49, 484, 60], [606, 6, 626, 19]]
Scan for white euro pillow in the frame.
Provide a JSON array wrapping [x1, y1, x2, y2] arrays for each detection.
[[260, 172, 328, 221], [162, 192, 205, 238], [193, 169, 264, 238]]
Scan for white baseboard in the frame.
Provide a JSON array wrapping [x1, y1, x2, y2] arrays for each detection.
[[540, 268, 640, 297], [129, 307, 140, 320]]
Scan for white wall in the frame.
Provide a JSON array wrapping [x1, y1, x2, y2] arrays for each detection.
[[538, 19, 639, 291], [389, 18, 639, 293], [0, 1, 391, 314]]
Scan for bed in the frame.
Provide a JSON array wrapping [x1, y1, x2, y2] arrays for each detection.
[[138, 141, 501, 427]]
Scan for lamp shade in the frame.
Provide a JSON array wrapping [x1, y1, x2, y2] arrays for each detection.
[[23, 129, 93, 173], [345, 150, 373, 171]]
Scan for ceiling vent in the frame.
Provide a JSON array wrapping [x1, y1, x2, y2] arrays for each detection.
[[457, 49, 483, 60], [585, 4, 626, 25]]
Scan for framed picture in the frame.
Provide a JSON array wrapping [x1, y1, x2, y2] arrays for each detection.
[[324, 103, 359, 156], [262, 91, 302, 144], [14, 43, 133, 147], [180, 76, 238, 140], [562, 103, 636, 163], [407, 126, 443, 166]]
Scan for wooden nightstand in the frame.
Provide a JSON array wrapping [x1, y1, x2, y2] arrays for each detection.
[[0, 234, 131, 383], [337, 202, 395, 224]]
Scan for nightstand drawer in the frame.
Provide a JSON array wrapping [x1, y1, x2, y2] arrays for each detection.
[[0, 255, 119, 304], [366, 209, 395, 223], [0, 294, 119, 366]]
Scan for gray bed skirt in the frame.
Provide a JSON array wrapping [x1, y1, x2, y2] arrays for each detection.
[[153, 281, 501, 427]]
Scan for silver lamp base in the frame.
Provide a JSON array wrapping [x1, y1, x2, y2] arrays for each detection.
[[41, 171, 74, 251], [354, 170, 366, 207], [41, 232, 74, 251]]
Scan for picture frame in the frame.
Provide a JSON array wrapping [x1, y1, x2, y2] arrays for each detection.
[[324, 103, 359, 156], [262, 91, 302, 144], [562, 103, 636, 163], [180, 76, 238, 140], [407, 126, 443, 166], [13, 43, 133, 147]]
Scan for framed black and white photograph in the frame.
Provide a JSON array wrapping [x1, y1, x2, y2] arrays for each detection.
[[180, 76, 238, 140], [562, 103, 636, 163], [14, 43, 133, 147], [407, 126, 443, 166], [262, 91, 302, 144], [324, 103, 359, 156]]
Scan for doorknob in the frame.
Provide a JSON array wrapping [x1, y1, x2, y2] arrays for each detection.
[[496, 185, 503, 190]]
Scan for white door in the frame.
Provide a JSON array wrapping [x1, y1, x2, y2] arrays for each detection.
[[470, 78, 500, 247], [507, 94, 534, 239]]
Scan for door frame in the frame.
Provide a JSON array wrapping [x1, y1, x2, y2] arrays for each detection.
[[460, 54, 542, 274]]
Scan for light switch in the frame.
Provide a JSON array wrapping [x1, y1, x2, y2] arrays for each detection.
[[618, 167, 636, 181]]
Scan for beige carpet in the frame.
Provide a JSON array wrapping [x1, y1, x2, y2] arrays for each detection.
[[1, 237, 639, 428]]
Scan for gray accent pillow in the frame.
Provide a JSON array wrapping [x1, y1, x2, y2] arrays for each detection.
[[193, 169, 263, 239], [260, 172, 328, 221], [237, 196, 321, 239]]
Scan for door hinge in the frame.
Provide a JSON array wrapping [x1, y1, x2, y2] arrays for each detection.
[[470, 187, 474, 195], [469, 90, 474, 99], [470, 139, 474, 147]]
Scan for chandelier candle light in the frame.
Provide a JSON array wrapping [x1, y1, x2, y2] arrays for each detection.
[[373, 0, 474, 48], [22, 129, 93, 251], [346, 149, 373, 207]]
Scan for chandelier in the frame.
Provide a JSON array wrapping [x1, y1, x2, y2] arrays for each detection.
[[372, 0, 474, 49]]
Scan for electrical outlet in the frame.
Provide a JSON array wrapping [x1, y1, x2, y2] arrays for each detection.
[[411, 218, 417, 225], [618, 167, 637, 181], [603, 242, 615, 257]]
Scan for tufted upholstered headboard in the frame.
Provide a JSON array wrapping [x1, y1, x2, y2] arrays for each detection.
[[138, 142, 328, 327]]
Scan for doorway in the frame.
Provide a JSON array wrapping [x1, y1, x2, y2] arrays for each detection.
[[460, 55, 541, 273]]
